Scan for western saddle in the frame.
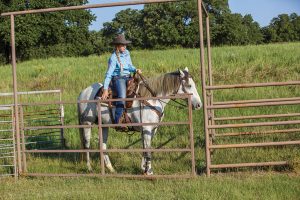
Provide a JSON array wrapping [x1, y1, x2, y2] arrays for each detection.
[[95, 74, 140, 131]]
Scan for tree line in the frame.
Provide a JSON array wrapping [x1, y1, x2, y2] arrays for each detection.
[[0, 0, 299, 64]]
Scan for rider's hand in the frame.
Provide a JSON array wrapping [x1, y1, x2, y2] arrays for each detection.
[[136, 69, 142, 74], [101, 89, 109, 100]]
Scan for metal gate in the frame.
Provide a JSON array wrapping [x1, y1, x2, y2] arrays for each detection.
[[0, 106, 17, 179], [198, 4, 300, 176]]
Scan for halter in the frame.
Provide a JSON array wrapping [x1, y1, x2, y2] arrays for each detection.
[[177, 70, 193, 94]]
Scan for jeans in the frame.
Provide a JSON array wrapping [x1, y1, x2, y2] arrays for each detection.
[[111, 75, 130, 124]]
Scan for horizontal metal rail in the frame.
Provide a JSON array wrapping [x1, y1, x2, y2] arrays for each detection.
[[1, 0, 179, 16], [0, 138, 13, 141], [214, 97, 300, 105], [0, 165, 14, 167], [20, 94, 191, 107], [214, 113, 300, 121], [0, 143, 14, 148], [0, 174, 15, 177], [215, 128, 300, 137], [210, 161, 288, 169], [22, 140, 61, 145], [1, 0, 180, 16], [210, 140, 300, 149], [0, 156, 14, 159], [206, 81, 300, 90], [208, 120, 300, 129], [0, 152, 14, 155], [0, 107, 12, 111], [25, 134, 61, 138], [208, 100, 300, 109], [0, 129, 13, 132], [25, 148, 191, 153], [0, 147, 14, 151], [26, 173, 193, 179], [0, 121, 13, 123], [0, 90, 61, 96], [24, 121, 189, 130]]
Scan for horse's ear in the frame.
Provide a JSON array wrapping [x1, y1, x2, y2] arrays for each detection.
[[184, 67, 189, 72], [179, 70, 185, 78]]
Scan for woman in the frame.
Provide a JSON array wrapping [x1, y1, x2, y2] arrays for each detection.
[[102, 34, 141, 125]]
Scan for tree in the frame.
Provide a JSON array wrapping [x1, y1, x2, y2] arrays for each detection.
[[263, 13, 300, 43], [100, 0, 264, 49], [0, 0, 95, 64]]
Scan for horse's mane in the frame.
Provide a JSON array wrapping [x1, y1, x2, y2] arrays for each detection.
[[138, 71, 181, 97]]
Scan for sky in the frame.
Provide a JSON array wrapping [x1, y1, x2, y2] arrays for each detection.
[[88, 0, 300, 31]]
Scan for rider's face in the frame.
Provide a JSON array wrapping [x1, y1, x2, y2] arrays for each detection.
[[117, 44, 126, 52]]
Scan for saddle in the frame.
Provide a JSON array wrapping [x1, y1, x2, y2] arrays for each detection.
[[95, 75, 140, 130], [95, 75, 139, 108]]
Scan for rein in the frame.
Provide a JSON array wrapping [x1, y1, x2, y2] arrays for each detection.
[[138, 73, 157, 97]]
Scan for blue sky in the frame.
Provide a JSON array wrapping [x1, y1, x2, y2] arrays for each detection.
[[88, 0, 300, 30]]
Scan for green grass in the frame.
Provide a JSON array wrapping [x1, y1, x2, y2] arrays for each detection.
[[0, 42, 300, 199], [0, 173, 300, 200]]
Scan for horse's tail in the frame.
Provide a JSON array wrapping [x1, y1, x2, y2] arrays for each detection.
[[77, 92, 85, 151]]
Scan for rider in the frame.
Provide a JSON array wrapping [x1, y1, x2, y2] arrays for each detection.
[[101, 34, 141, 125]]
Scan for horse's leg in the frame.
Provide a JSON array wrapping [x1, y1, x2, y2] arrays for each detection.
[[141, 127, 155, 175], [102, 127, 115, 173], [79, 122, 92, 171]]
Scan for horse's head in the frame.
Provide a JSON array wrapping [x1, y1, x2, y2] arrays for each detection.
[[177, 67, 202, 110]]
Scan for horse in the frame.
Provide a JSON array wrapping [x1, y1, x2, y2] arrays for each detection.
[[77, 67, 202, 175]]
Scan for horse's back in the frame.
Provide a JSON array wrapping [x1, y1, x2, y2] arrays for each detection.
[[78, 83, 103, 122], [78, 83, 103, 101]]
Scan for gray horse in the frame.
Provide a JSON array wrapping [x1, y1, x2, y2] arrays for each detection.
[[77, 67, 202, 175]]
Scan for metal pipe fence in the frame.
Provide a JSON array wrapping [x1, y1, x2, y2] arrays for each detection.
[[19, 94, 196, 178], [198, 2, 300, 176]]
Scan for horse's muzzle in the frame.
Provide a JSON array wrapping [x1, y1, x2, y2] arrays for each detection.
[[193, 103, 202, 110]]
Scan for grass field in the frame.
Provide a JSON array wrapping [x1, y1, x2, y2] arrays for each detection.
[[0, 42, 300, 199]]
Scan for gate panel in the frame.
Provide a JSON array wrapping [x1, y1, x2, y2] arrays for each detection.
[[0, 106, 17, 179]]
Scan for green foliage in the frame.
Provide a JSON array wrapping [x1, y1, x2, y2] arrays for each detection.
[[0, 0, 95, 63], [263, 13, 300, 43], [0, 0, 300, 65], [101, 0, 265, 49]]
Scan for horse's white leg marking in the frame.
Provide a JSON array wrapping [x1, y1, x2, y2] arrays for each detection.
[[141, 127, 155, 175], [102, 127, 115, 173], [81, 122, 92, 171]]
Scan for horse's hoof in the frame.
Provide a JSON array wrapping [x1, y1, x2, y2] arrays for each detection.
[[87, 164, 93, 172], [106, 164, 116, 173], [143, 168, 153, 175]]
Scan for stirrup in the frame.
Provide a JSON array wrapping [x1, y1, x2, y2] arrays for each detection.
[[115, 125, 129, 132]]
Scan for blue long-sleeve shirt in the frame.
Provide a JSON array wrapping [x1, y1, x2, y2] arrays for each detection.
[[103, 50, 136, 89]]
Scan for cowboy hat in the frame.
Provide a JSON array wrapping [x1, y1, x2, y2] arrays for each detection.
[[110, 34, 132, 45]]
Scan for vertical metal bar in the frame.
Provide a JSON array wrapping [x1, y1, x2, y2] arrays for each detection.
[[206, 14, 216, 144], [97, 101, 105, 175], [19, 106, 27, 173], [59, 91, 65, 148], [198, 0, 211, 176], [10, 14, 22, 174], [188, 95, 196, 177], [11, 106, 17, 180]]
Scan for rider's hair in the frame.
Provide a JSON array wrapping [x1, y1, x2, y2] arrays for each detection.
[[115, 47, 123, 72]]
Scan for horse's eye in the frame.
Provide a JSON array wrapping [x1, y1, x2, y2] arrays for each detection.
[[186, 84, 192, 88]]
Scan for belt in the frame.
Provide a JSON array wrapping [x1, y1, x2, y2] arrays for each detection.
[[112, 75, 130, 80]]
